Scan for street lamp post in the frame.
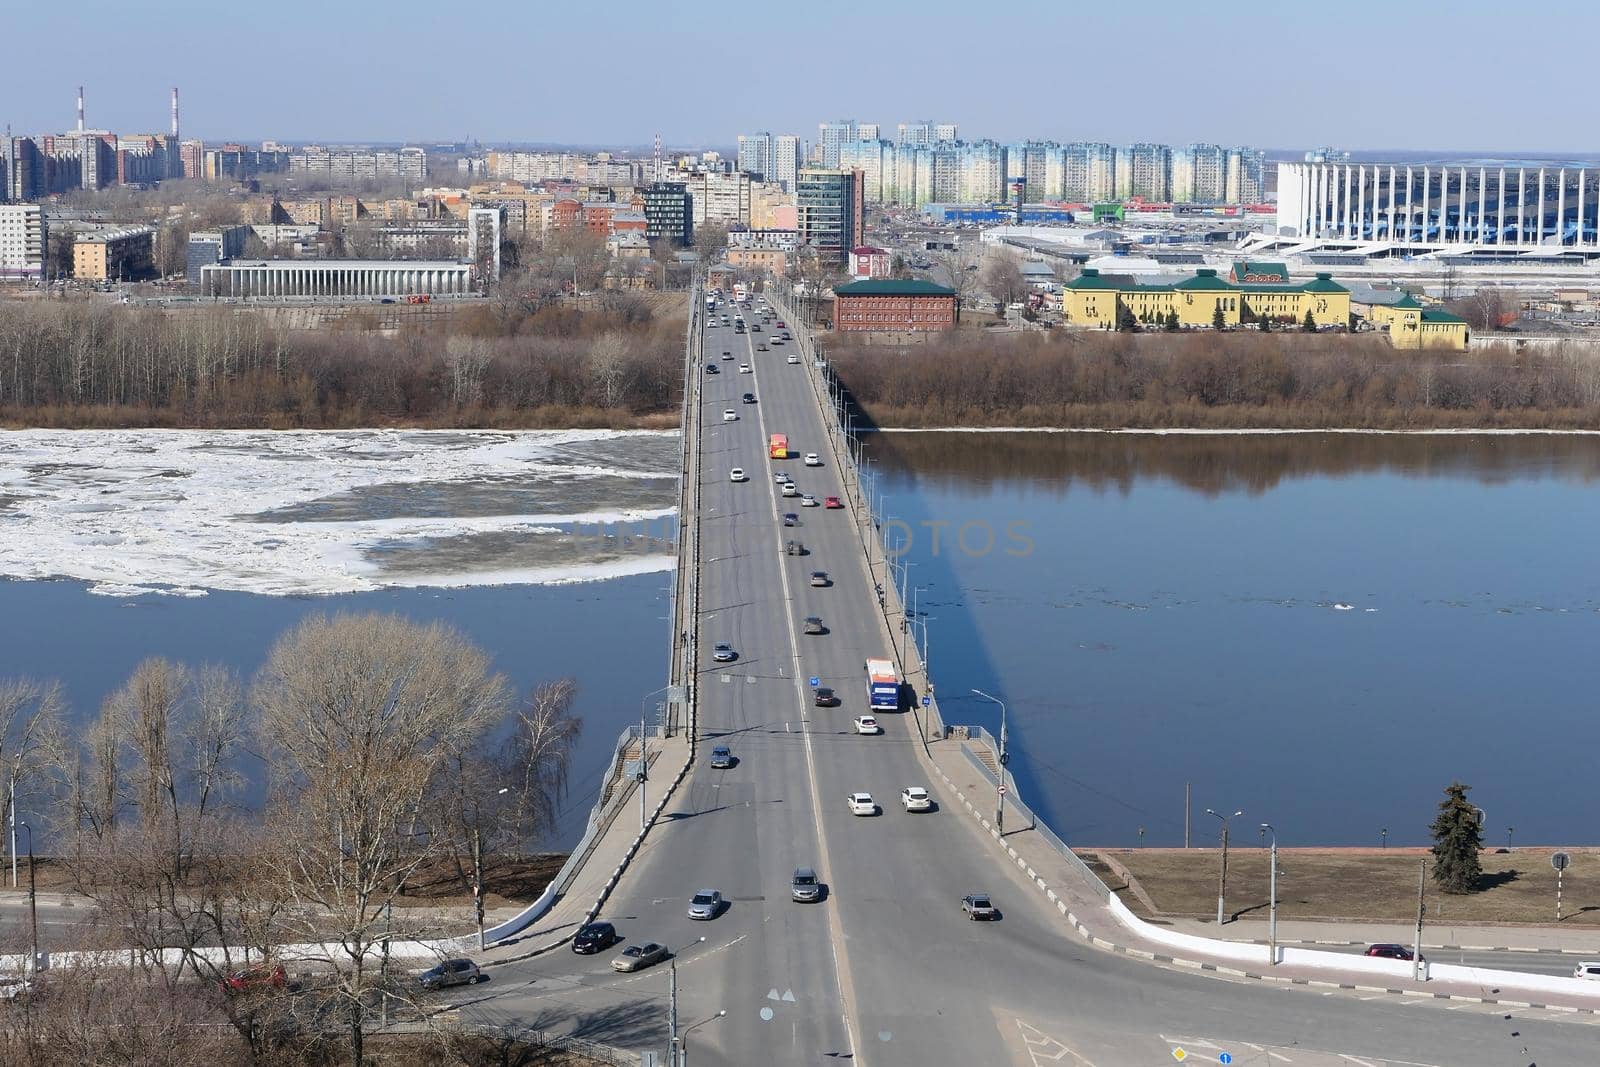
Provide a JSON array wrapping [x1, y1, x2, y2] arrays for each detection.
[[1205, 808, 1243, 925], [18, 821, 37, 974], [677, 1009, 727, 1066], [667, 937, 708, 1066], [971, 689, 1008, 831], [640, 686, 670, 832], [1260, 822, 1278, 964]]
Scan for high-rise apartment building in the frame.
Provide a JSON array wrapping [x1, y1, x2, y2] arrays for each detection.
[[736, 132, 773, 179], [816, 120, 860, 168], [1224, 147, 1266, 203], [840, 140, 894, 205], [0, 204, 47, 282], [1120, 143, 1171, 201], [934, 123, 959, 143], [897, 121, 934, 146], [773, 136, 800, 191], [796, 168, 860, 264], [856, 123, 880, 142], [641, 181, 692, 246], [1171, 143, 1227, 203], [691, 171, 752, 226], [957, 141, 1006, 203]]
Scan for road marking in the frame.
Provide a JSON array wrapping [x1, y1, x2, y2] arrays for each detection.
[[748, 328, 863, 1065], [1014, 1019, 1099, 1065]]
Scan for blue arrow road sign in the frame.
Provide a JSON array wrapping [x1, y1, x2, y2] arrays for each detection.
[[1219, 1053, 1233, 1065], [922, 696, 931, 707], [809, 677, 819, 687]]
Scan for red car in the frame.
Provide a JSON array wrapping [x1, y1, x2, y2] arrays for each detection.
[[1364, 943, 1422, 961], [220, 964, 288, 994], [824, 496, 843, 509], [774, 321, 786, 328]]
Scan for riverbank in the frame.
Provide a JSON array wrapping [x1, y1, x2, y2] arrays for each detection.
[[831, 329, 1600, 431], [0, 406, 680, 431], [1087, 847, 1598, 926]]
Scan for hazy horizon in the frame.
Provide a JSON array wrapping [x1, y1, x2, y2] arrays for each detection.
[[5, 0, 1593, 152]]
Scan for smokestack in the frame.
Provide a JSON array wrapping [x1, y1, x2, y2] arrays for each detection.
[[76, 85, 85, 133], [171, 87, 179, 139]]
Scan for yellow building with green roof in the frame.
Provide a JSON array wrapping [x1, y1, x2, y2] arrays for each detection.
[[1061, 268, 1350, 330], [1365, 293, 1470, 350]]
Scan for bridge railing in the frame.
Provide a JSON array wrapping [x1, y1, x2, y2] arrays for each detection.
[[768, 284, 947, 745], [481, 286, 703, 946], [952, 724, 1106, 891]]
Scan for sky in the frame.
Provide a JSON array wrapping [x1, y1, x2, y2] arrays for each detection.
[[4, 0, 1594, 153]]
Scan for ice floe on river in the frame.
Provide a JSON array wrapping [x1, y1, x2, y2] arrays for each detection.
[[0, 429, 680, 596]]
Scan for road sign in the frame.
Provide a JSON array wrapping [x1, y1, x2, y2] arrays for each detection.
[[1553, 851, 1571, 872], [922, 696, 931, 707], [998, 786, 1008, 796], [1219, 1054, 1233, 1065], [1171, 1050, 1186, 1063], [809, 676, 819, 688]]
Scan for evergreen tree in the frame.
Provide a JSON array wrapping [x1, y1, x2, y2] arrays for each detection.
[[1212, 304, 1226, 330], [1429, 781, 1483, 894], [1259, 315, 1272, 333], [1303, 308, 1317, 332], [1116, 304, 1137, 331], [1164, 309, 1180, 331]]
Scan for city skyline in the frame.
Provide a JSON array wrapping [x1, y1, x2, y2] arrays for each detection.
[[6, 0, 1599, 150]]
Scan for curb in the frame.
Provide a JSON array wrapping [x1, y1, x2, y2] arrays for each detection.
[[922, 745, 1600, 1018]]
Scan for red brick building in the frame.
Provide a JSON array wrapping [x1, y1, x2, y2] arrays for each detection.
[[833, 279, 959, 332]]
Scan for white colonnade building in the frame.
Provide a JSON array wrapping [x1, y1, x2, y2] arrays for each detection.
[[198, 259, 472, 299]]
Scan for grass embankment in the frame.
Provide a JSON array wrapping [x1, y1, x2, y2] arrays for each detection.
[[830, 330, 1600, 431], [1090, 847, 1600, 926]]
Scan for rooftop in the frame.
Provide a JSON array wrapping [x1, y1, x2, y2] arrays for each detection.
[[834, 279, 957, 297]]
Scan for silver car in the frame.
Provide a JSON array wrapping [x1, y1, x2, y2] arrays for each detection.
[[791, 867, 821, 903], [687, 889, 724, 920], [418, 958, 482, 989]]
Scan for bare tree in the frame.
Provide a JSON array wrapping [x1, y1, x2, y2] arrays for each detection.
[[0, 679, 64, 864], [982, 250, 1029, 308], [252, 612, 509, 1066], [932, 243, 981, 307]]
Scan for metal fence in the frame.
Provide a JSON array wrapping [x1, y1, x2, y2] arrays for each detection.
[[955, 725, 1105, 890]]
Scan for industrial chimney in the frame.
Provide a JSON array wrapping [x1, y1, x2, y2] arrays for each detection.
[[76, 86, 85, 133], [171, 87, 180, 139]]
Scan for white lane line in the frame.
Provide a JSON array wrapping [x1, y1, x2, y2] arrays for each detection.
[[748, 328, 863, 1065]]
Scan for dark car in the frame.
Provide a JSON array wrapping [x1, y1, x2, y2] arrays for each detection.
[[1365, 943, 1421, 961], [814, 686, 837, 707], [742, 392, 757, 404], [709, 744, 734, 768], [757, 343, 770, 351], [705, 363, 719, 374], [418, 959, 483, 989], [803, 616, 825, 635], [783, 512, 798, 527], [785, 539, 805, 556], [572, 921, 619, 955]]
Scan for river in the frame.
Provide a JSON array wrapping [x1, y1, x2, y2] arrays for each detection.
[[4, 428, 1598, 850], [861, 431, 1600, 848]]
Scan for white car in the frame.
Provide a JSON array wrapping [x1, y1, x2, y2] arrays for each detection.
[[854, 715, 881, 735], [782, 482, 799, 497], [1576, 961, 1600, 981], [800, 494, 818, 507], [787, 354, 801, 364], [729, 468, 746, 482], [847, 792, 877, 816], [804, 453, 822, 467], [900, 787, 932, 812], [722, 409, 737, 422], [739, 363, 752, 374]]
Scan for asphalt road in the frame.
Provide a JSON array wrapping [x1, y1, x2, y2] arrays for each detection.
[[457, 303, 1600, 1066]]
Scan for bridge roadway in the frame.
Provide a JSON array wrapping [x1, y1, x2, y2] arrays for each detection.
[[459, 306, 1600, 1065]]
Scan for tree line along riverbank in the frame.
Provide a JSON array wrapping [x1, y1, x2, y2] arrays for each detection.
[[826, 331, 1600, 431], [0, 295, 684, 429], [8, 297, 1600, 431]]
